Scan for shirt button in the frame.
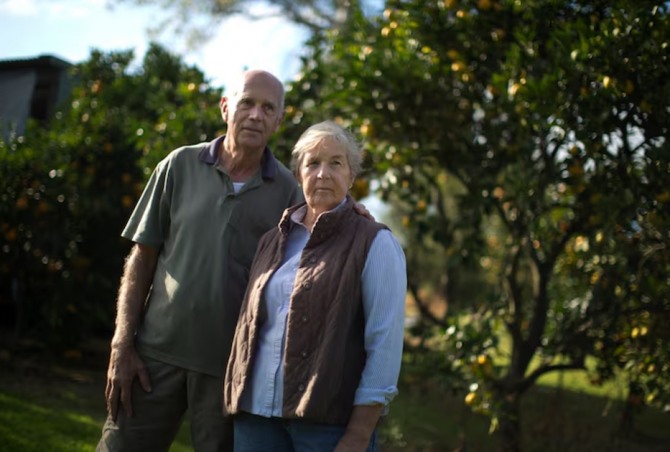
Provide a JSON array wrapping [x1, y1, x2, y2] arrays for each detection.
[[301, 351, 308, 358], [301, 315, 308, 323], [298, 384, 305, 391], [303, 281, 312, 290]]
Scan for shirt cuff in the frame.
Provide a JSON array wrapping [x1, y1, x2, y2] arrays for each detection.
[[354, 385, 399, 406]]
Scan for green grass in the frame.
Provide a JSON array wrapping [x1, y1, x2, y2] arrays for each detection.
[[0, 355, 193, 452], [0, 391, 100, 452], [375, 365, 670, 452], [0, 376, 193, 452], [378, 379, 495, 451], [1, 349, 668, 451]]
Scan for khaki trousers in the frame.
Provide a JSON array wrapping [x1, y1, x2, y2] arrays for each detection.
[[96, 355, 232, 452]]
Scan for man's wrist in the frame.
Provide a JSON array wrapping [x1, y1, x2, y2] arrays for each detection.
[[110, 334, 135, 351]]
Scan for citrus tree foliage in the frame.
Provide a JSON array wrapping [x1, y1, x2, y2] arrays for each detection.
[[0, 44, 222, 347], [279, 0, 670, 448]]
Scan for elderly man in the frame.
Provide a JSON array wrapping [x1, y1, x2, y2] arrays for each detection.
[[97, 70, 302, 451]]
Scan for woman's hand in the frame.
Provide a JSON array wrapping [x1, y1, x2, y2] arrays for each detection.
[[334, 404, 383, 452]]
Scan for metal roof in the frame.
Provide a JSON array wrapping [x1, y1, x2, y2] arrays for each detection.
[[0, 54, 72, 71]]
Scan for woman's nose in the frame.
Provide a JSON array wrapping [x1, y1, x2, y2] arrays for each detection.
[[317, 165, 329, 179]]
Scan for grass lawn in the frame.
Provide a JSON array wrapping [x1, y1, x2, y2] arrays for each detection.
[[0, 338, 193, 452], [1, 339, 668, 451]]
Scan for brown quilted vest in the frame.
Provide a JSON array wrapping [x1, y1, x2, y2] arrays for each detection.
[[224, 195, 386, 424]]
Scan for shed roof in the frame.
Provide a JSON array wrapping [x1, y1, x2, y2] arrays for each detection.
[[0, 54, 72, 71]]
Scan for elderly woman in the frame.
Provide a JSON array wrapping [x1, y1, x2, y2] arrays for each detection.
[[224, 120, 406, 451]]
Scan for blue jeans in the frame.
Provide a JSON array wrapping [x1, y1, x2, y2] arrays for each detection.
[[233, 411, 378, 452]]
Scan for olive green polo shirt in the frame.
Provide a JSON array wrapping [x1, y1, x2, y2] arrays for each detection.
[[122, 136, 302, 377]]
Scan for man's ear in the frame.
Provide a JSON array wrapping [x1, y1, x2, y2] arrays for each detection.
[[220, 96, 229, 122], [275, 111, 285, 129]]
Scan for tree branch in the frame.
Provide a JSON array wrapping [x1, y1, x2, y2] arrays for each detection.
[[407, 278, 448, 329], [521, 361, 586, 393]]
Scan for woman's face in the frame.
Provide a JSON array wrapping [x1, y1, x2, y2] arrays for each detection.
[[298, 138, 354, 215]]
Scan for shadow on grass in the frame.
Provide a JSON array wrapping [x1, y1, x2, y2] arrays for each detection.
[[0, 390, 101, 452], [0, 370, 193, 452], [0, 340, 668, 452], [379, 376, 670, 452], [0, 338, 193, 452]]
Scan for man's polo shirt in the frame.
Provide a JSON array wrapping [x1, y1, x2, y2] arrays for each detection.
[[122, 136, 302, 377]]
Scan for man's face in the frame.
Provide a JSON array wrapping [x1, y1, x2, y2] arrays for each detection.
[[220, 72, 284, 151]]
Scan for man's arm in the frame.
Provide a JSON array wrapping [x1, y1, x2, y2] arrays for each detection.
[[105, 243, 159, 420]]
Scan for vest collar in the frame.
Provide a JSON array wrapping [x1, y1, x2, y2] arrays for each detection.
[[278, 195, 357, 247]]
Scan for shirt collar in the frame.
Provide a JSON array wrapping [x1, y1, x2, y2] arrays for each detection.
[[280, 195, 355, 242], [289, 197, 348, 229], [198, 135, 278, 180]]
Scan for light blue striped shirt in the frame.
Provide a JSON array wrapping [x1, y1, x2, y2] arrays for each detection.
[[239, 203, 407, 417]]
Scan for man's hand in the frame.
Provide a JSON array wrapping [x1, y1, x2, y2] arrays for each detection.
[[105, 345, 152, 421], [353, 202, 375, 221], [105, 243, 158, 421]]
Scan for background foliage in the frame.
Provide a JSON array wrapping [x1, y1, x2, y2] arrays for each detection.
[[275, 0, 670, 447], [0, 44, 223, 347], [1, 0, 669, 449]]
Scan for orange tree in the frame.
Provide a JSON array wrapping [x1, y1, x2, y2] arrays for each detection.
[[0, 44, 222, 348], [279, 0, 670, 449]]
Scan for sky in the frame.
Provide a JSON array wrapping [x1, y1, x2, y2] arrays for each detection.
[[0, 0, 389, 215], [0, 0, 308, 89]]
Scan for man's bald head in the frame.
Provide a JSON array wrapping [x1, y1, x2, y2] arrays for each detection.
[[227, 70, 285, 112]]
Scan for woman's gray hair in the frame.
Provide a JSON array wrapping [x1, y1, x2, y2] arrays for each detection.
[[290, 121, 362, 178]]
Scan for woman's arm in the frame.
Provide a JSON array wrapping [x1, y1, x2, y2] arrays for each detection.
[[338, 229, 407, 450], [335, 405, 384, 451]]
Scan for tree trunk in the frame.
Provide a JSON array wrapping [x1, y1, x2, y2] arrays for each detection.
[[11, 274, 24, 343], [497, 390, 522, 452], [619, 381, 644, 437]]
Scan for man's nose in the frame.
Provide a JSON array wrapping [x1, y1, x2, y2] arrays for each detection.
[[249, 104, 263, 119]]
